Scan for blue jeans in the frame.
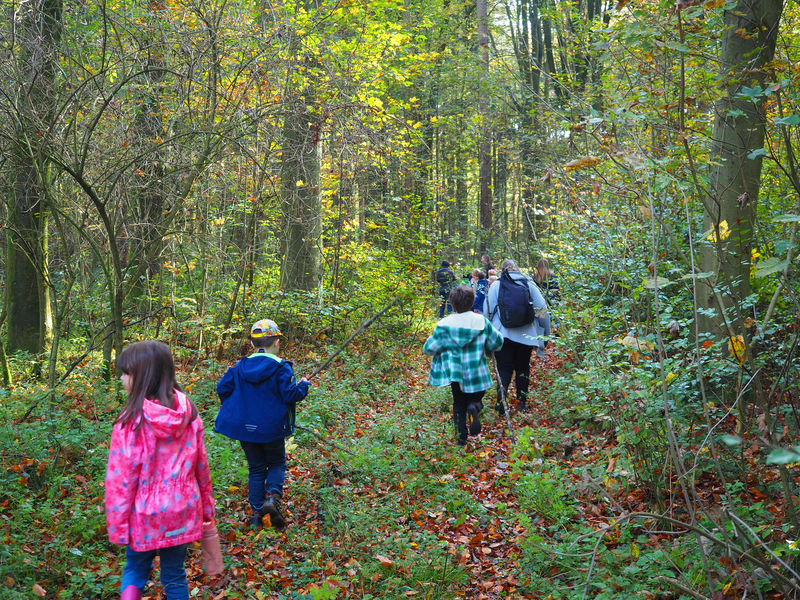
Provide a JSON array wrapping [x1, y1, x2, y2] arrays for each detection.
[[240, 439, 286, 511], [121, 544, 188, 600], [438, 298, 453, 318]]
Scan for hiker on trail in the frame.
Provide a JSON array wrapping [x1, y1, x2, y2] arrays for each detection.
[[215, 319, 311, 530], [436, 260, 457, 318], [481, 254, 494, 274], [472, 269, 488, 313], [483, 259, 550, 414], [424, 285, 504, 446], [534, 258, 560, 303], [105, 341, 216, 600]]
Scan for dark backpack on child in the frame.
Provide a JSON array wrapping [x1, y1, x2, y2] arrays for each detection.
[[494, 270, 535, 328]]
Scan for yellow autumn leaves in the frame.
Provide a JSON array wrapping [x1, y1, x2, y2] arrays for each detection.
[[706, 220, 731, 243], [728, 335, 746, 366]]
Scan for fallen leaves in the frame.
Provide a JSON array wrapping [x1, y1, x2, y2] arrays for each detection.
[[374, 554, 394, 568]]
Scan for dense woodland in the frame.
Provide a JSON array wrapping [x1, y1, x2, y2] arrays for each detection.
[[2, 0, 800, 597]]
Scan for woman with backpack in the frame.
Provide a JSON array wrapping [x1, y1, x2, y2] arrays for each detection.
[[436, 260, 457, 317], [483, 260, 550, 414]]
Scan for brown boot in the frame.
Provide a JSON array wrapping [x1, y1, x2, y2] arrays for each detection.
[[260, 492, 286, 529]]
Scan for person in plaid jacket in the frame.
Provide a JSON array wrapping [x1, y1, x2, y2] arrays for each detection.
[[424, 285, 504, 446]]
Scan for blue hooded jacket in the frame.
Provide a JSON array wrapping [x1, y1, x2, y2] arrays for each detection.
[[215, 352, 310, 443]]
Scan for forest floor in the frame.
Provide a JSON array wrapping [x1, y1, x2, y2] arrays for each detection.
[[186, 344, 568, 600], [175, 338, 635, 600], [3, 326, 793, 599]]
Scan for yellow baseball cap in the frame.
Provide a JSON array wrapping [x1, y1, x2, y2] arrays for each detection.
[[250, 319, 282, 338]]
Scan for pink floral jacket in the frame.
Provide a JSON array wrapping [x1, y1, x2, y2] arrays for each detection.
[[105, 390, 216, 552]]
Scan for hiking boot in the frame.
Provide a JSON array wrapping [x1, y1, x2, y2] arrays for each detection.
[[250, 512, 263, 529], [467, 402, 482, 436], [518, 400, 528, 413], [260, 493, 286, 529]]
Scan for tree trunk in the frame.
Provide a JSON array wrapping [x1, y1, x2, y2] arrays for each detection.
[[6, 0, 61, 355], [697, 0, 783, 339], [477, 0, 493, 233], [542, 4, 562, 102], [494, 134, 509, 233], [281, 98, 322, 291], [129, 0, 167, 291]]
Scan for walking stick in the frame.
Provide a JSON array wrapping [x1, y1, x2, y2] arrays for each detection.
[[490, 352, 515, 444], [307, 298, 399, 380], [294, 299, 398, 456]]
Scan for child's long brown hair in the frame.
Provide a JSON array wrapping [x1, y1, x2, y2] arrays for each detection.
[[116, 341, 197, 429], [535, 258, 553, 283]]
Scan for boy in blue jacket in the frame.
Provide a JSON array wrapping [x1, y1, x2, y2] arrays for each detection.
[[216, 319, 311, 529]]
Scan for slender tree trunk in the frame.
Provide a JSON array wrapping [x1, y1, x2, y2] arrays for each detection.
[[542, 4, 562, 102], [478, 0, 492, 233], [0, 312, 11, 387], [494, 134, 508, 232]]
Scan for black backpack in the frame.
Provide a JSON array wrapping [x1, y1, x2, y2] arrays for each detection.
[[493, 270, 535, 328]]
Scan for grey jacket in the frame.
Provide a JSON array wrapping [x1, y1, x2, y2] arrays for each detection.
[[483, 270, 551, 356]]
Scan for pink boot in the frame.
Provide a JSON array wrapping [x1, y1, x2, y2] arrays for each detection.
[[120, 585, 142, 600]]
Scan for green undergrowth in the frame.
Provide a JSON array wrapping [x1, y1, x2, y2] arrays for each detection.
[[0, 340, 473, 599], [506, 347, 794, 599]]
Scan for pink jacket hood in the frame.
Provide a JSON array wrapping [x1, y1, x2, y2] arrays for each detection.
[[105, 390, 216, 552], [142, 392, 190, 439]]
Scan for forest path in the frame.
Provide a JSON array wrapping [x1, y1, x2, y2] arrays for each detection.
[[183, 341, 583, 600]]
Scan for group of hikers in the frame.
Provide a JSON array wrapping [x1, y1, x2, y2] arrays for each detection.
[[428, 254, 559, 446], [103, 256, 559, 598]]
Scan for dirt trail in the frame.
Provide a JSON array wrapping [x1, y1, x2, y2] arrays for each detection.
[[188, 345, 566, 599]]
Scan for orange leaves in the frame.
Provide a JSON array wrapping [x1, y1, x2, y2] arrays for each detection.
[[374, 554, 394, 568], [564, 156, 601, 172], [33, 584, 47, 597]]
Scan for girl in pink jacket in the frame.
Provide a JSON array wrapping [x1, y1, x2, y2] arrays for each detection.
[[105, 341, 216, 600]]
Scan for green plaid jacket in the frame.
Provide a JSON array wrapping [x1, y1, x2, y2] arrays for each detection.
[[423, 312, 504, 393]]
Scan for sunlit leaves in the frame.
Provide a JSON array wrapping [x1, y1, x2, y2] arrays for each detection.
[[564, 156, 601, 172], [728, 335, 746, 366], [706, 220, 731, 242]]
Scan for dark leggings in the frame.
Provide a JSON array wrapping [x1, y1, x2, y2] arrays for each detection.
[[495, 339, 534, 407], [450, 382, 485, 444]]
